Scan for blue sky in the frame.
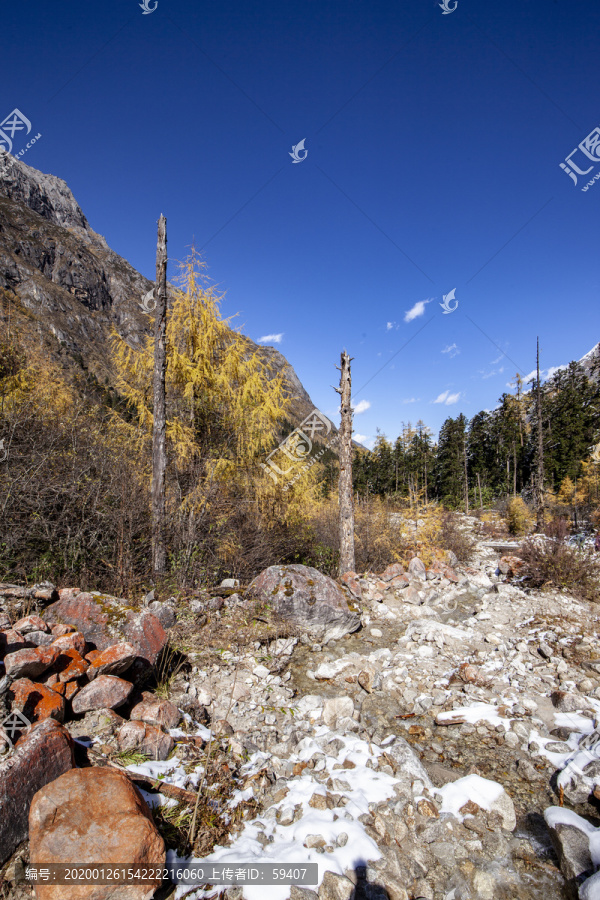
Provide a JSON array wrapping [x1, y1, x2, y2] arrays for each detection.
[[3, 0, 599, 446]]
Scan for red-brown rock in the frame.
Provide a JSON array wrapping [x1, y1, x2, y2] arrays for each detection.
[[118, 720, 175, 760], [0, 628, 26, 659], [50, 623, 77, 636], [44, 594, 167, 667], [13, 615, 49, 635], [29, 767, 165, 899], [3, 646, 59, 679], [390, 573, 410, 589], [57, 653, 89, 683], [380, 563, 405, 582], [85, 649, 101, 663], [51, 632, 86, 655], [339, 571, 362, 600], [130, 693, 181, 730], [0, 718, 74, 865], [499, 555, 525, 576], [9, 678, 65, 723], [89, 642, 137, 678], [71, 675, 133, 713]]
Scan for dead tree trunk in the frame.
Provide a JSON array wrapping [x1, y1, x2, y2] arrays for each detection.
[[335, 351, 355, 575], [463, 436, 469, 516], [535, 337, 545, 532], [152, 215, 167, 577]]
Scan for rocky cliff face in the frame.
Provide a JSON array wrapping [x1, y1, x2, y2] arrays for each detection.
[[0, 155, 316, 422]]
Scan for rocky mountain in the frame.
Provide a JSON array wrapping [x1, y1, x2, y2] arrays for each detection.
[[0, 156, 317, 426]]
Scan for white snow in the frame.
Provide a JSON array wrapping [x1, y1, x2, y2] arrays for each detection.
[[436, 774, 504, 821]]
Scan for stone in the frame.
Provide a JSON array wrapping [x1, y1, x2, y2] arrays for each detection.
[[3, 646, 58, 679], [246, 565, 360, 645], [498, 555, 525, 576], [88, 642, 137, 678], [51, 632, 86, 656], [340, 571, 362, 599], [544, 807, 594, 881], [130, 694, 180, 730], [54, 649, 89, 683], [538, 642, 553, 659], [358, 670, 375, 693], [44, 593, 167, 666], [118, 721, 174, 761], [305, 834, 326, 849], [24, 631, 54, 647], [71, 675, 133, 713], [13, 615, 49, 635], [0, 718, 74, 865], [29, 767, 165, 898], [551, 690, 590, 712], [50, 623, 77, 636], [214, 719, 234, 736], [9, 678, 65, 723], [290, 888, 318, 900], [407, 557, 427, 580], [0, 629, 26, 658], [323, 696, 354, 729], [318, 871, 355, 900], [380, 563, 405, 582]]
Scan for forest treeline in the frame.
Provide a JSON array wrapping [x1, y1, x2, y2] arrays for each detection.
[[353, 358, 600, 521]]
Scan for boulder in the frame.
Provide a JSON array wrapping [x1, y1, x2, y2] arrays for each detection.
[[339, 571, 362, 600], [323, 696, 354, 729], [44, 592, 167, 667], [88, 642, 137, 678], [130, 693, 180, 730], [379, 563, 405, 582], [9, 678, 65, 723], [51, 632, 86, 655], [498, 555, 525, 576], [13, 615, 49, 635], [71, 675, 133, 713], [0, 718, 74, 864], [29, 767, 165, 899], [0, 629, 26, 659], [407, 557, 427, 580], [3, 646, 59, 679], [318, 871, 355, 900], [544, 806, 595, 881], [118, 720, 174, 761], [246, 565, 361, 644]]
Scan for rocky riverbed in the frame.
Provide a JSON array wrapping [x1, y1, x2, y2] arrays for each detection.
[[3, 525, 600, 900]]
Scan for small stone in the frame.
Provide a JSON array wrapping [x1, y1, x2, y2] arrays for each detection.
[[213, 719, 234, 736], [538, 642, 553, 659], [318, 871, 355, 900], [323, 696, 354, 729], [336, 832, 349, 847], [51, 632, 86, 656], [370, 628, 383, 638], [417, 798, 439, 818], [305, 834, 326, 849], [309, 792, 329, 810], [279, 807, 295, 826], [130, 694, 181, 730], [118, 721, 174, 761]]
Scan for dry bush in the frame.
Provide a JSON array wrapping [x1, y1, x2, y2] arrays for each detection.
[[438, 511, 475, 563], [506, 497, 534, 536], [518, 531, 600, 602]]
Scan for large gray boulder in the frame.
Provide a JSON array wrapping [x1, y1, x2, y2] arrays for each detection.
[[246, 565, 361, 644]]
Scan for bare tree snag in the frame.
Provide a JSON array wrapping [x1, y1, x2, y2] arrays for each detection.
[[463, 435, 469, 516], [152, 215, 167, 577], [535, 336, 545, 532], [335, 351, 355, 575]]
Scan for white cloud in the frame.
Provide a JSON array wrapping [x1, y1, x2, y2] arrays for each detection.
[[352, 399, 371, 414], [481, 366, 505, 379], [353, 433, 368, 444], [402, 397, 419, 403], [386, 321, 395, 331], [433, 390, 461, 405], [522, 364, 566, 386], [258, 333, 283, 344], [491, 354, 504, 364], [442, 343, 460, 358], [404, 298, 431, 323]]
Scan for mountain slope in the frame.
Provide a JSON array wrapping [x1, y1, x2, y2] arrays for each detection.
[[0, 155, 316, 424]]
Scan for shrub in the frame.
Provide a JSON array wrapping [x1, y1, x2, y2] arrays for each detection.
[[506, 497, 534, 536], [518, 533, 600, 602], [438, 511, 475, 563]]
